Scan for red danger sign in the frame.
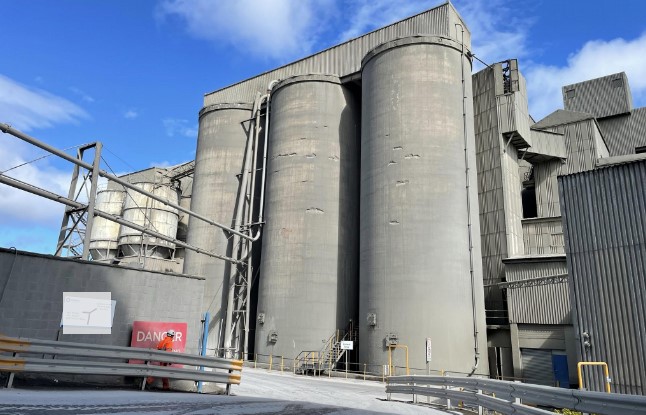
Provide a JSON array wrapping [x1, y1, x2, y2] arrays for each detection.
[[130, 321, 187, 365]]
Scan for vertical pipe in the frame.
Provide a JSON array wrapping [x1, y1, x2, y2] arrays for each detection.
[[197, 311, 210, 393], [223, 98, 260, 358], [456, 23, 480, 377], [243, 94, 264, 359]]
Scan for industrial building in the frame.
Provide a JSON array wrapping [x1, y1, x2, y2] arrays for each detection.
[[1, 1, 645, 394]]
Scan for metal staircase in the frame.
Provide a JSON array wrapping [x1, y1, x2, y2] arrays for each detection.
[[295, 321, 358, 375]]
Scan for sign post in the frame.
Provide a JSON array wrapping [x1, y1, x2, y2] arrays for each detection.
[[340, 341, 354, 379], [426, 337, 432, 403]]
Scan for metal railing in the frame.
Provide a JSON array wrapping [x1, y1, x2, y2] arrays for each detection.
[[0, 336, 243, 393], [386, 375, 646, 415]]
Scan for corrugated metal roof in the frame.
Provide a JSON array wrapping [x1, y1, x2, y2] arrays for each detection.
[[559, 159, 646, 395], [562, 72, 633, 119], [531, 109, 594, 130], [203, 2, 471, 106], [597, 107, 646, 156]]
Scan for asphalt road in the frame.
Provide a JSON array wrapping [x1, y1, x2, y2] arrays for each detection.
[[0, 368, 449, 414]]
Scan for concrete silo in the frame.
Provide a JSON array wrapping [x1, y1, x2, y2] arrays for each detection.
[[255, 75, 360, 360], [359, 36, 488, 374], [183, 103, 253, 353], [118, 182, 179, 259], [89, 189, 125, 261]]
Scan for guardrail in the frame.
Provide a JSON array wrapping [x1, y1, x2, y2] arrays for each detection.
[[0, 335, 243, 393], [386, 375, 646, 415]]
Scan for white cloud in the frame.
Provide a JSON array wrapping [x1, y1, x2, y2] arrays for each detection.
[[69, 86, 95, 103], [124, 110, 139, 119], [162, 118, 197, 138], [454, 0, 531, 68], [0, 139, 69, 225], [0, 74, 88, 131], [333, 0, 531, 71], [526, 32, 646, 120], [337, 0, 430, 42], [157, 0, 335, 61]]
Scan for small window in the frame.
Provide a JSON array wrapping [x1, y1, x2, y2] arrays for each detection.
[[522, 186, 537, 218], [636, 146, 646, 154], [565, 89, 575, 99], [612, 78, 624, 88]]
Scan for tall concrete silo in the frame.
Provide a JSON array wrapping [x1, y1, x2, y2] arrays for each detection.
[[118, 182, 179, 259], [89, 189, 125, 261], [255, 75, 360, 360], [359, 36, 488, 374], [183, 103, 253, 353]]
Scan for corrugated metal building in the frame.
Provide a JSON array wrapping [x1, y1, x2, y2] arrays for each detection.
[[559, 158, 646, 395]]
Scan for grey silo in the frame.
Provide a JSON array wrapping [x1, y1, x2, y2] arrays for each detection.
[[255, 75, 360, 360], [118, 182, 179, 259], [359, 36, 488, 374], [183, 103, 253, 353], [89, 189, 125, 260]]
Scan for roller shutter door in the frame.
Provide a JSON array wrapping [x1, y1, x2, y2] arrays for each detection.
[[521, 348, 553, 386]]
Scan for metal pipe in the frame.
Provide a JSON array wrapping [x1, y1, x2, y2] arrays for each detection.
[[577, 361, 611, 393], [0, 123, 254, 241], [258, 80, 278, 224], [455, 23, 480, 377], [0, 173, 243, 265], [223, 95, 260, 357], [242, 93, 266, 359], [81, 142, 102, 260]]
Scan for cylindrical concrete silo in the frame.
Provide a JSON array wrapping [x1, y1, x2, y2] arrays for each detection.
[[183, 103, 253, 353], [118, 182, 179, 259], [256, 74, 360, 360], [359, 36, 488, 374], [89, 189, 125, 261]]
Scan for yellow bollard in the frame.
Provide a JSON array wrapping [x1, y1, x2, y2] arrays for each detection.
[[269, 354, 273, 371], [364, 363, 367, 381], [254, 353, 257, 369], [281, 356, 284, 373]]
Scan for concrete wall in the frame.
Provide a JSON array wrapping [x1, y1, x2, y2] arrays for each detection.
[[0, 248, 205, 353]]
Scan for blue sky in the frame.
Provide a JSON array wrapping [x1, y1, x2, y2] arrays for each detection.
[[1, 0, 645, 254]]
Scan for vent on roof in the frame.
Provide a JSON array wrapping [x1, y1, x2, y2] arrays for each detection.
[[565, 89, 575, 99], [612, 78, 624, 88]]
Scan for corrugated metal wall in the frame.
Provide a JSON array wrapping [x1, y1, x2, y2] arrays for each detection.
[[522, 217, 565, 255], [504, 259, 570, 324], [496, 74, 531, 145], [559, 160, 646, 395], [562, 72, 633, 119], [203, 3, 471, 105], [534, 119, 604, 217], [598, 107, 646, 156]]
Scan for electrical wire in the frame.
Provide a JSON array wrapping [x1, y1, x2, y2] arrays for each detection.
[[0, 143, 86, 175]]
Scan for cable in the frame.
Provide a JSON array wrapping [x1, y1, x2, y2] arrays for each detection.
[[0, 143, 86, 174], [470, 52, 494, 70], [102, 146, 138, 173]]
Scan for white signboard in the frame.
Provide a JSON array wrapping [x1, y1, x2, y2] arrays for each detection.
[[62, 292, 113, 334], [340, 340, 354, 350], [426, 337, 432, 362]]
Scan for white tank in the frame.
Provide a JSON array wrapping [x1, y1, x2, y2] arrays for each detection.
[[118, 182, 179, 259], [89, 189, 125, 260]]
